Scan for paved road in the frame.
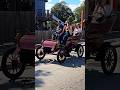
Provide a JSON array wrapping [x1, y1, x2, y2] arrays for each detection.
[[0, 56, 35, 90], [0, 65, 35, 90], [86, 47, 120, 90], [0, 45, 34, 90], [0, 43, 85, 90], [35, 44, 85, 90]]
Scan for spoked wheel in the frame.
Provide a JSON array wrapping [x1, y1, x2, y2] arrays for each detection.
[[36, 46, 45, 60], [77, 44, 84, 57], [1, 47, 25, 79], [57, 49, 66, 64], [100, 45, 117, 75]]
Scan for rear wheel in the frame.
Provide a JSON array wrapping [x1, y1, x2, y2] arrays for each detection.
[[57, 49, 66, 64], [1, 47, 25, 79], [100, 45, 117, 75]]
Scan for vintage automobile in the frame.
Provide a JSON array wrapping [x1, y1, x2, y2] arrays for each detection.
[[36, 32, 84, 64], [1, 32, 35, 79], [86, 13, 119, 75]]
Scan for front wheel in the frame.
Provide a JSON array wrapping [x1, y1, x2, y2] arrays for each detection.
[[36, 46, 45, 60], [100, 45, 117, 75], [57, 49, 66, 64], [76, 44, 84, 57], [1, 46, 25, 79]]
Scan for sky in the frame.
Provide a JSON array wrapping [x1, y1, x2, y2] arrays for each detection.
[[45, 0, 85, 11]]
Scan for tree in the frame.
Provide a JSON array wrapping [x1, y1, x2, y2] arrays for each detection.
[[51, 1, 74, 22], [67, 16, 75, 24], [74, 2, 85, 23]]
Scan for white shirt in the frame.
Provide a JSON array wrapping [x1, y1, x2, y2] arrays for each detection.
[[73, 28, 82, 36], [78, 27, 82, 33]]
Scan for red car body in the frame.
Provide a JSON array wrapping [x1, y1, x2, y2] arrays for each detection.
[[42, 39, 57, 49], [20, 34, 35, 50]]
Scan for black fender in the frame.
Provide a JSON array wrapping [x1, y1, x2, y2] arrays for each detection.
[[35, 44, 42, 48], [19, 49, 35, 64], [95, 42, 111, 61], [75, 44, 82, 52], [3, 45, 17, 56], [100, 42, 111, 49]]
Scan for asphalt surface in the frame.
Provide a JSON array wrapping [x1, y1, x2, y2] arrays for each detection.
[[0, 42, 85, 90], [35, 43, 85, 90], [86, 47, 120, 90], [0, 45, 35, 90], [0, 65, 35, 90], [1, 40, 120, 90]]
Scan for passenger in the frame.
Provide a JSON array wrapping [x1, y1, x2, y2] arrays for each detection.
[[57, 21, 64, 31], [58, 21, 70, 45], [62, 22, 70, 45], [68, 23, 74, 36], [73, 23, 82, 36], [86, 0, 112, 34]]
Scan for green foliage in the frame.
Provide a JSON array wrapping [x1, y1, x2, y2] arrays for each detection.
[[51, 1, 74, 22], [51, 20, 58, 29], [74, 2, 85, 23], [67, 16, 75, 24]]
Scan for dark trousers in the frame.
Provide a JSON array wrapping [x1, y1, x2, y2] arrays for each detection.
[[59, 31, 70, 45]]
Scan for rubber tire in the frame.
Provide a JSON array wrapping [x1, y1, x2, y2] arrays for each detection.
[[57, 50, 66, 64], [36, 46, 45, 60], [1, 46, 25, 79], [77, 44, 84, 57], [100, 45, 117, 75]]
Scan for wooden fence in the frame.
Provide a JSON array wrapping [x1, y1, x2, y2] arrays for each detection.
[[0, 11, 34, 44], [35, 30, 52, 43]]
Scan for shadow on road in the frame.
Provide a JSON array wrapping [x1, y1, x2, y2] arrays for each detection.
[[0, 77, 35, 90], [35, 78, 44, 87], [86, 69, 120, 90], [0, 65, 36, 89], [35, 56, 85, 89], [61, 56, 85, 68], [35, 70, 52, 77], [35, 69, 52, 87], [36, 56, 85, 68]]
